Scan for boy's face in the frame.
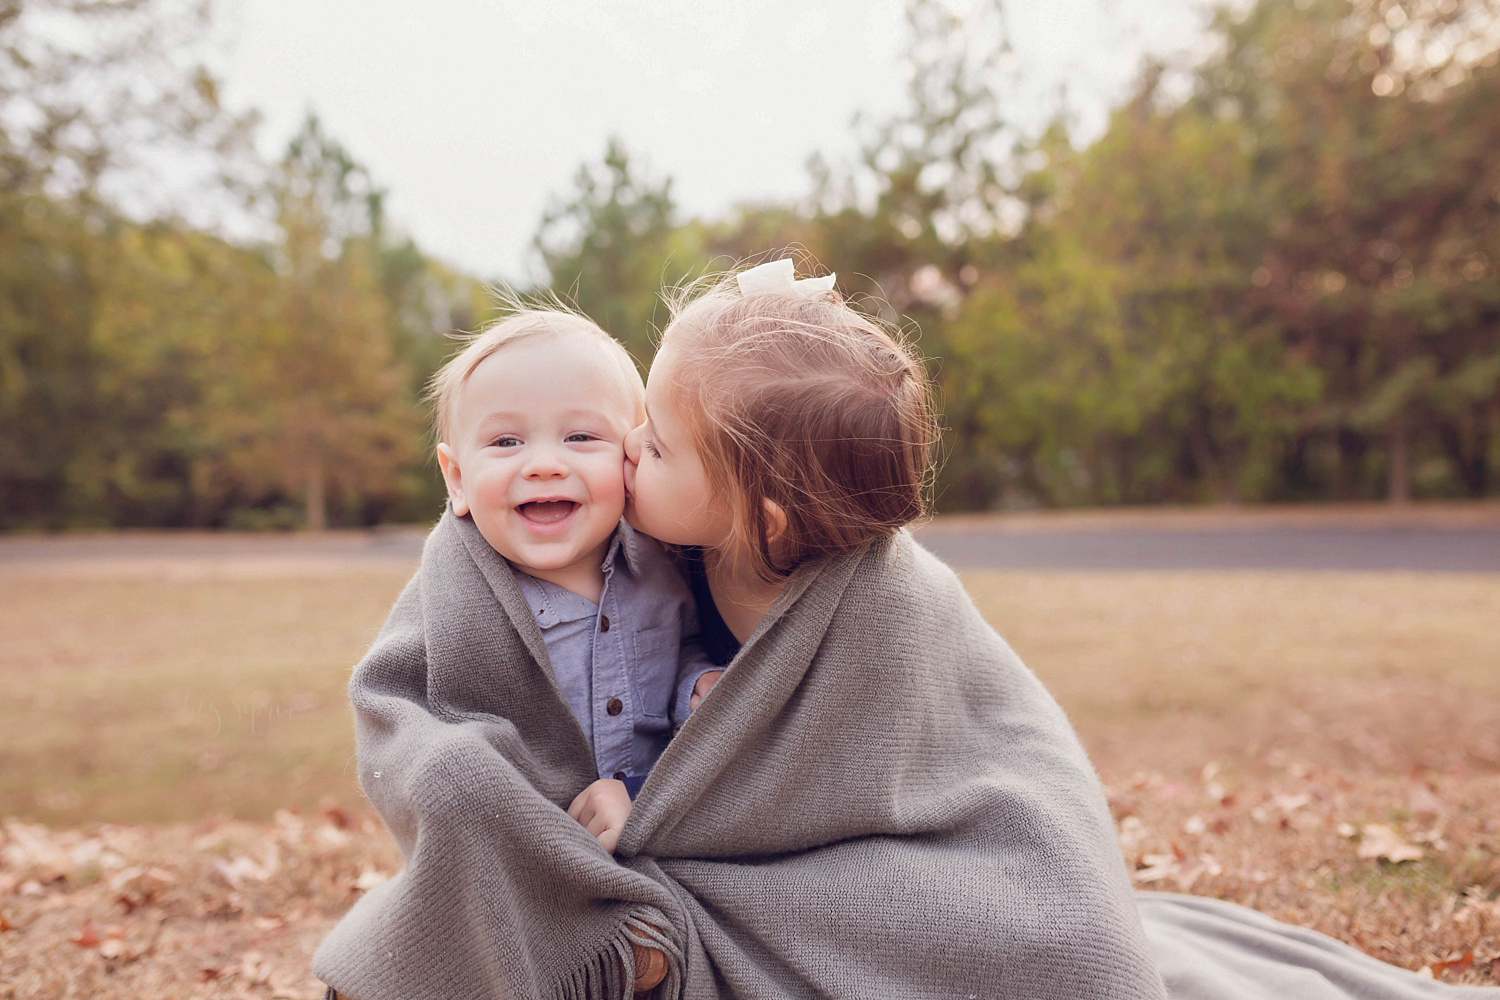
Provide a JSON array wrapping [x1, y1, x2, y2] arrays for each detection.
[[437, 334, 639, 595]]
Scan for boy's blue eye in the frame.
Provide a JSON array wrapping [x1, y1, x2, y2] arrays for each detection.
[[565, 433, 597, 443], [491, 435, 521, 448]]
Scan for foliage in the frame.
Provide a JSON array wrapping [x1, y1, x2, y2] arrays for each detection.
[[221, 116, 425, 531], [3, 0, 1499, 528], [534, 137, 698, 363]]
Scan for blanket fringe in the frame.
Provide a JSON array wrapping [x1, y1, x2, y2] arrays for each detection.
[[548, 913, 683, 1000]]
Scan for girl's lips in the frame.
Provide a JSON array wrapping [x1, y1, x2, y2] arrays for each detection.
[[516, 500, 579, 534]]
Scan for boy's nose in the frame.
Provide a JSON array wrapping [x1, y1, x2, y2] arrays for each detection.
[[522, 446, 568, 479]]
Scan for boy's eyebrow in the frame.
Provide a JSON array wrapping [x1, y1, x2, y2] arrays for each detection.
[[473, 404, 622, 426]]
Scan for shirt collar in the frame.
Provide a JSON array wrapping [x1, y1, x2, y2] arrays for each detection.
[[600, 518, 644, 577], [514, 520, 643, 629], [515, 571, 597, 628]]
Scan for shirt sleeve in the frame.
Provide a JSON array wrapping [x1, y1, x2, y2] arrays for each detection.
[[672, 635, 721, 727]]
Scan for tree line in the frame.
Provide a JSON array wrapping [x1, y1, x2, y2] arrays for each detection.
[[2, 0, 1497, 530]]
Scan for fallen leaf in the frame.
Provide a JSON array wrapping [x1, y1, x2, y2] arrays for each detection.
[[1272, 792, 1311, 813], [72, 919, 101, 948], [1133, 856, 1176, 885], [1357, 823, 1424, 863], [321, 805, 355, 829], [1428, 952, 1473, 977], [354, 868, 390, 891], [212, 845, 280, 889], [239, 950, 273, 985], [1115, 815, 1148, 853], [1407, 782, 1444, 819]]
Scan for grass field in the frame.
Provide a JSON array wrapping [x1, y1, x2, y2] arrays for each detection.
[[2, 543, 1498, 995]]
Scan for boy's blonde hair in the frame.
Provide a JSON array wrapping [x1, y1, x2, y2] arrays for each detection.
[[427, 305, 644, 444], [660, 264, 936, 584]]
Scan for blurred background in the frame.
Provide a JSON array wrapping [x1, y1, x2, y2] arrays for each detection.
[[2, 0, 1498, 532], [4, 7, 1499, 990]]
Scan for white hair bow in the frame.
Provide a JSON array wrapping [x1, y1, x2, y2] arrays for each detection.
[[735, 258, 836, 298]]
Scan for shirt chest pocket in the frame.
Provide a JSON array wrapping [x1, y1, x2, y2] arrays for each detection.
[[630, 624, 681, 723]]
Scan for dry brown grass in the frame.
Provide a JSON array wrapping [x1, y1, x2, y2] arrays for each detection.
[[971, 571, 1500, 987], [0, 573, 407, 824], [1, 552, 1497, 996]]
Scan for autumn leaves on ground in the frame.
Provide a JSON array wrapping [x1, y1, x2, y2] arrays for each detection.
[[2, 520, 1498, 998]]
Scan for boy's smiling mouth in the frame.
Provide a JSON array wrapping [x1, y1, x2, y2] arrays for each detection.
[[517, 500, 579, 526]]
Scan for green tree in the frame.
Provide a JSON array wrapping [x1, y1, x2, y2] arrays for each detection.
[[0, 0, 254, 527], [534, 137, 693, 360], [0, 0, 252, 202], [1192, 0, 1500, 501], [213, 116, 423, 531], [797, 0, 1017, 507], [944, 0, 1498, 507], [0, 195, 98, 526]]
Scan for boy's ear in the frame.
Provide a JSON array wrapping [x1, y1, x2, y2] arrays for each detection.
[[762, 498, 788, 544], [436, 443, 470, 516]]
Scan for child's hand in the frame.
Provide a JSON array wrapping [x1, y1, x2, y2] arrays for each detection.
[[567, 778, 632, 853], [690, 669, 725, 712]]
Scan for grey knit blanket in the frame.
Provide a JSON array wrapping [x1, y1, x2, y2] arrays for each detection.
[[313, 510, 1492, 999]]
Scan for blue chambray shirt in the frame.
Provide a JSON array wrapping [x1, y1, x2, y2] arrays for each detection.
[[515, 520, 714, 796]]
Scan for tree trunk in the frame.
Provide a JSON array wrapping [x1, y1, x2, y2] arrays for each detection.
[[1334, 427, 1367, 500], [1387, 413, 1411, 505], [304, 456, 328, 531], [1437, 411, 1491, 496]]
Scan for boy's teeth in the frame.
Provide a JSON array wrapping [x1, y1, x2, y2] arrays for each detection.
[[520, 501, 576, 524]]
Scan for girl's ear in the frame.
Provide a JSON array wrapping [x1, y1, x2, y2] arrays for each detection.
[[762, 498, 788, 544], [436, 443, 470, 516]]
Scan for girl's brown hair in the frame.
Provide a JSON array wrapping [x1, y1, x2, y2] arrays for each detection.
[[661, 265, 937, 584]]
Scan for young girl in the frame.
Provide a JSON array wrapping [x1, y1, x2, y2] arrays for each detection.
[[610, 256, 1168, 997], [611, 257, 1486, 1000]]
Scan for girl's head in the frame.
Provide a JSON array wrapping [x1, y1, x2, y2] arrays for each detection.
[[625, 259, 935, 584]]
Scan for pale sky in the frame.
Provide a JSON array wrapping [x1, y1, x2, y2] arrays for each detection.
[[210, 0, 1214, 284]]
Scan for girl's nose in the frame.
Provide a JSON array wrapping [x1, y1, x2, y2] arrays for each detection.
[[623, 424, 644, 464]]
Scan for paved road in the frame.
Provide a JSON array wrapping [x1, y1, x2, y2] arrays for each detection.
[[3, 520, 1498, 573], [909, 523, 1500, 572]]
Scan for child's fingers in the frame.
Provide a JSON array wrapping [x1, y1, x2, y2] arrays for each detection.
[[690, 670, 724, 712], [591, 817, 622, 853], [568, 779, 630, 851], [567, 787, 598, 824]]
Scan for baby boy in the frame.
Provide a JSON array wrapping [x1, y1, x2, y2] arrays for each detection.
[[430, 308, 714, 851]]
